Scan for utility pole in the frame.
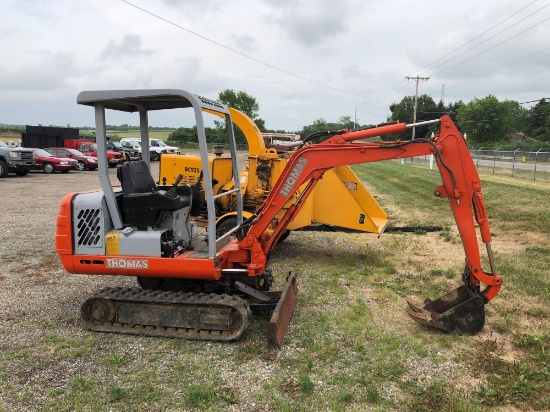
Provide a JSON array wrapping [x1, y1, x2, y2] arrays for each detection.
[[406, 76, 429, 140]]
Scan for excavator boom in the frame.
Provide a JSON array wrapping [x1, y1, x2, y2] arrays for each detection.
[[232, 116, 502, 334]]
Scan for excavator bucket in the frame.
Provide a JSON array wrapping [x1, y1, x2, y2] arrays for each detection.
[[407, 285, 485, 335]]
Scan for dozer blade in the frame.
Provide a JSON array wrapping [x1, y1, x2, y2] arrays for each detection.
[[267, 272, 298, 347], [407, 285, 485, 335]]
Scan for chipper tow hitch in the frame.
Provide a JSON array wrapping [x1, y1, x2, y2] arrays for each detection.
[[406, 285, 486, 334]]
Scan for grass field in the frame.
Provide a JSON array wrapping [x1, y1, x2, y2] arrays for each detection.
[[1, 161, 549, 411]]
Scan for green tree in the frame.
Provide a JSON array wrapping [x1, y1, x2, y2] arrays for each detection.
[[526, 99, 550, 142], [168, 126, 225, 144], [301, 116, 367, 141], [168, 126, 196, 143], [387, 95, 437, 140], [301, 118, 329, 140], [219, 89, 260, 119], [440, 100, 464, 124], [337, 115, 358, 130], [457, 95, 526, 145], [216, 89, 266, 146]]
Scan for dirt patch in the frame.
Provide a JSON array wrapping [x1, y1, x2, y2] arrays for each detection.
[[492, 230, 549, 253]]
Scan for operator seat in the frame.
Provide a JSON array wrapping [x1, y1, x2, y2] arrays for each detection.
[[117, 160, 190, 228]]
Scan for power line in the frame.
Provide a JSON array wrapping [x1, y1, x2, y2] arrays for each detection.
[[344, 1, 546, 120], [368, 5, 549, 116], [363, 81, 416, 115], [519, 98, 548, 104], [408, 0, 543, 77], [429, 16, 550, 78], [423, 7, 550, 77], [119, 0, 381, 100], [447, 45, 550, 90]]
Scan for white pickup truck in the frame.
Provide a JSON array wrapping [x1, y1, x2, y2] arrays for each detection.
[[120, 138, 180, 161]]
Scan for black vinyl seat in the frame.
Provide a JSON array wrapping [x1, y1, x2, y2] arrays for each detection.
[[117, 161, 190, 227]]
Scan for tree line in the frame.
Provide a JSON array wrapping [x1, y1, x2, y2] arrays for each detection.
[[3, 91, 547, 149], [167, 89, 266, 146], [167, 90, 549, 149], [384, 95, 549, 148]]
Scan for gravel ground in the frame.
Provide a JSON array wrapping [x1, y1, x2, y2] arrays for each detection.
[[0, 166, 140, 407], [0, 160, 524, 411]]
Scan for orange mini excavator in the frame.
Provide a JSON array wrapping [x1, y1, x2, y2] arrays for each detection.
[[56, 89, 502, 346]]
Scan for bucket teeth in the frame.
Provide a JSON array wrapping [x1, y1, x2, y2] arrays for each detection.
[[406, 285, 486, 335], [406, 300, 424, 313], [407, 310, 428, 324]]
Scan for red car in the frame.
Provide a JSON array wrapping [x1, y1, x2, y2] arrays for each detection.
[[31, 148, 78, 173], [63, 139, 123, 167], [45, 147, 98, 171]]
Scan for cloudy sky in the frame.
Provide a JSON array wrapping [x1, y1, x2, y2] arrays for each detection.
[[1, 0, 548, 131]]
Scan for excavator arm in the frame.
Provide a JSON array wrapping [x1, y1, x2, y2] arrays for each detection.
[[235, 115, 502, 334]]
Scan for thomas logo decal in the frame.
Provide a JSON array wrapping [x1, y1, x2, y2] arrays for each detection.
[[106, 258, 149, 269], [279, 157, 308, 197]]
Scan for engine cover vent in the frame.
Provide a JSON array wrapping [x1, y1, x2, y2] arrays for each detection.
[[76, 208, 102, 246], [72, 191, 113, 255]]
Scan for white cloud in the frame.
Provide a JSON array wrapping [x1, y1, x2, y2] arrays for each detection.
[[0, 0, 548, 129], [0, 52, 75, 91], [101, 34, 153, 59]]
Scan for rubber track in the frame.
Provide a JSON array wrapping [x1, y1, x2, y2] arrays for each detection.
[[81, 287, 251, 342]]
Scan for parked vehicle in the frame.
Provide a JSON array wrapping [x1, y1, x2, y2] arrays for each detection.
[[63, 139, 123, 167], [106, 140, 140, 161], [151, 138, 180, 155], [22, 130, 123, 168], [31, 148, 77, 173], [0, 141, 35, 177], [120, 137, 180, 161], [119, 139, 142, 158], [44, 147, 98, 171]]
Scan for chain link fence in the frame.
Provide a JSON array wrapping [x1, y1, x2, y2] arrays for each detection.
[[409, 149, 550, 182], [469, 148, 550, 181]]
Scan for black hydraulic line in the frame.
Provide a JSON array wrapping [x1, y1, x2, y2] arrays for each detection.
[[385, 226, 444, 233], [299, 224, 443, 233]]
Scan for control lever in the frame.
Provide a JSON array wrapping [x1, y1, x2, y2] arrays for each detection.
[[166, 174, 183, 199]]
